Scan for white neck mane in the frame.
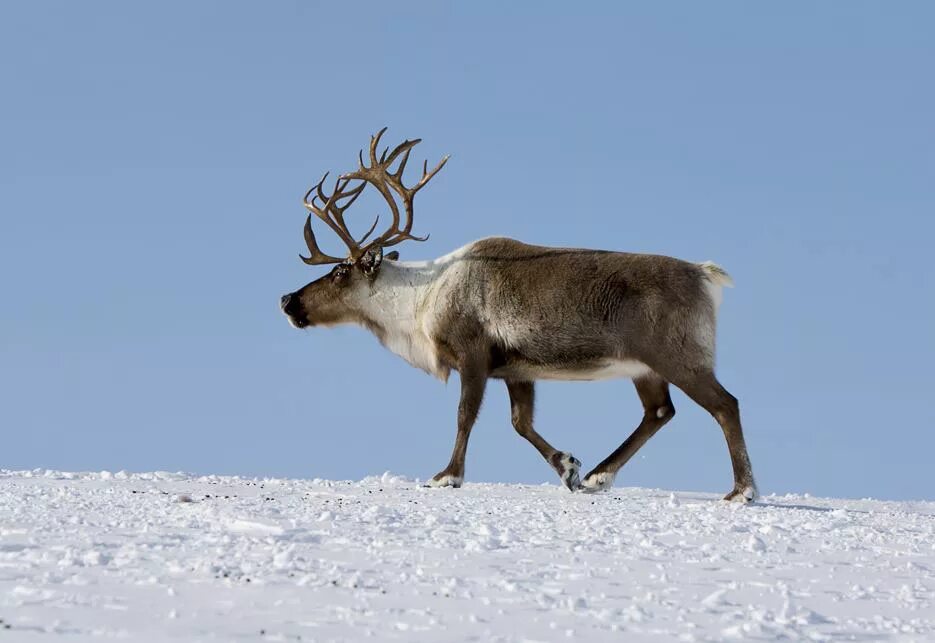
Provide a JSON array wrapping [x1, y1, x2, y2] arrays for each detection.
[[345, 244, 475, 381]]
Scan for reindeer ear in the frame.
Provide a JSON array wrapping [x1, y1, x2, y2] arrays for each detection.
[[358, 246, 384, 276], [384, 251, 400, 261]]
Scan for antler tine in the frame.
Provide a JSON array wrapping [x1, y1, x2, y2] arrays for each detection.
[[378, 229, 429, 248], [303, 171, 329, 209], [369, 127, 388, 166], [414, 155, 450, 194], [314, 174, 353, 208], [357, 215, 380, 245], [383, 139, 421, 171], [393, 147, 413, 179], [335, 179, 366, 210], [300, 215, 346, 265]]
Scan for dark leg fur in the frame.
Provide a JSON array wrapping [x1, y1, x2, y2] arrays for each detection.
[[661, 367, 757, 502], [506, 380, 581, 490], [581, 375, 675, 492], [427, 361, 487, 488]]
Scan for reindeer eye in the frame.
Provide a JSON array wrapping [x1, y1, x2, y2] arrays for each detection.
[[332, 264, 351, 284]]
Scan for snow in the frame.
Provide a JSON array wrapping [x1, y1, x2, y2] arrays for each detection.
[[1, 470, 933, 641]]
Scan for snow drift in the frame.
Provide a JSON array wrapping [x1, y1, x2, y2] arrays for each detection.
[[1, 470, 933, 640]]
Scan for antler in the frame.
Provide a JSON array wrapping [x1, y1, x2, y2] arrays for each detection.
[[299, 173, 377, 265], [340, 127, 449, 254], [298, 128, 448, 266]]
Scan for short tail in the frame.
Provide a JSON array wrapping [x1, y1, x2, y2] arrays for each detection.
[[698, 261, 734, 288]]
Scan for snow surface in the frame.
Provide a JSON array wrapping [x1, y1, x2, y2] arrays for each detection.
[[1, 470, 934, 641]]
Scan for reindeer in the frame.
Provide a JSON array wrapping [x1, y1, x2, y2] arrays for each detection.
[[281, 129, 757, 502]]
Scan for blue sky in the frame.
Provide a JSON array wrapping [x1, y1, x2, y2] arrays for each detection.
[[2, 2, 933, 500]]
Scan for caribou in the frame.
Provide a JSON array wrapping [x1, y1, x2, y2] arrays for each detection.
[[281, 129, 757, 502]]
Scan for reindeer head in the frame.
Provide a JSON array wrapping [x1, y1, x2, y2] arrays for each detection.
[[281, 128, 448, 329]]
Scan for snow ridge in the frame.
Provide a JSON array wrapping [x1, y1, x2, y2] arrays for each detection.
[[1, 470, 933, 640]]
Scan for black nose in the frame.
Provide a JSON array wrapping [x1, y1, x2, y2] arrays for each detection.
[[280, 293, 293, 310]]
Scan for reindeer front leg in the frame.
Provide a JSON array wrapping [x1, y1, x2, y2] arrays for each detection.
[[506, 380, 581, 491], [427, 360, 488, 488]]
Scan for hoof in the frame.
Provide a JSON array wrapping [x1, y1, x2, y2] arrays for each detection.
[[579, 471, 615, 493], [424, 473, 463, 488], [550, 452, 581, 491], [723, 485, 757, 503]]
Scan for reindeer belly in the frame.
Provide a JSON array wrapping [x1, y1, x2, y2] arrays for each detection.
[[491, 357, 652, 382]]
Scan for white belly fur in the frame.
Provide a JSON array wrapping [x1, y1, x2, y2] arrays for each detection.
[[525, 359, 653, 382]]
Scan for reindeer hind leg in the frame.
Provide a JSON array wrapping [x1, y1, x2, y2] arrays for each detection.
[[580, 374, 675, 492], [664, 368, 757, 502]]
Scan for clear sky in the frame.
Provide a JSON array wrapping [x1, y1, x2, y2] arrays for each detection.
[[2, 2, 933, 500]]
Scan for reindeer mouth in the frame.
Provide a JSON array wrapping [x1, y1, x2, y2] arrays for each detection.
[[286, 315, 309, 329], [281, 294, 309, 329]]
